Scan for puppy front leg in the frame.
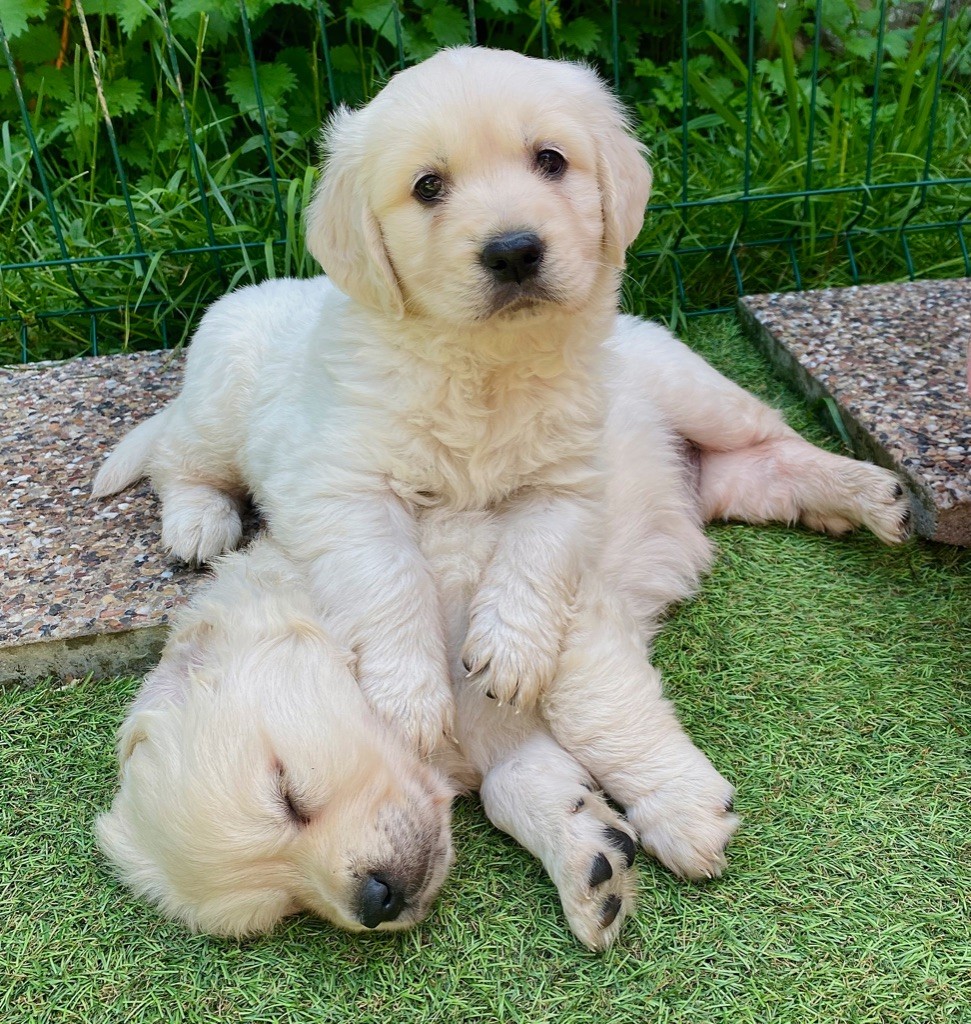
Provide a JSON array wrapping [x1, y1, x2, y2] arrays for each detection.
[[272, 488, 452, 756], [462, 489, 595, 710], [542, 583, 739, 882], [479, 731, 637, 951]]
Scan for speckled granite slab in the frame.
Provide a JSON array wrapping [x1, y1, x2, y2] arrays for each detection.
[[0, 351, 204, 684], [739, 279, 971, 545]]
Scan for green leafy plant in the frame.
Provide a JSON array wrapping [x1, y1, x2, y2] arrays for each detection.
[[1, 0, 968, 360]]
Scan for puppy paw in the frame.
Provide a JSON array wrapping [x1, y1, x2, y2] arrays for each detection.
[[161, 487, 242, 563], [360, 666, 455, 759], [552, 787, 638, 951], [461, 609, 559, 710], [853, 470, 912, 544], [803, 463, 911, 545], [625, 768, 739, 882]]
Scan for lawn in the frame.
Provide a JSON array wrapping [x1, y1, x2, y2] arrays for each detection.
[[2, 315, 968, 1024]]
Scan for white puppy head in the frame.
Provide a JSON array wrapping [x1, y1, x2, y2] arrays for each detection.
[[306, 46, 651, 325], [96, 546, 454, 938]]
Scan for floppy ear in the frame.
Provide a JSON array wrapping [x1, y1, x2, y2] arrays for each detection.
[[594, 97, 653, 268], [305, 105, 405, 318]]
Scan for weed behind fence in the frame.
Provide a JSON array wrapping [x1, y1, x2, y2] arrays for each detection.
[[1, 0, 969, 362]]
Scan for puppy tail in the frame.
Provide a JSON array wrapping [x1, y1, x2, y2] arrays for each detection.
[[92, 407, 170, 497]]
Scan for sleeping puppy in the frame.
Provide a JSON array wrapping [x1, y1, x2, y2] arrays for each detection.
[[92, 46, 654, 755], [94, 544, 455, 938], [97, 328, 909, 950]]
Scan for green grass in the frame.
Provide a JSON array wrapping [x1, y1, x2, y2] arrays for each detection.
[[2, 315, 969, 1023], [2, 1, 969, 360]]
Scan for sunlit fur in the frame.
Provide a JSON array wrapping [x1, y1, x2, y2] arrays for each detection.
[[96, 545, 454, 938], [96, 319, 909, 949], [93, 47, 654, 755]]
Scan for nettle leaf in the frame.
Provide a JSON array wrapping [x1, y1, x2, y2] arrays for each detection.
[[881, 29, 911, 62], [78, 0, 152, 34], [12, 24, 60, 65], [756, 57, 786, 95], [23, 67, 74, 107], [844, 35, 876, 61], [528, 0, 561, 31], [422, 4, 469, 47], [328, 44, 362, 75], [170, 0, 239, 24], [481, 0, 521, 14], [115, 0, 152, 36], [557, 17, 600, 55], [0, 0, 46, 39], [104, 78, 147, 116], [349, 0, 397, 38], [225, 63, 297, 123], [402, 25, 441, 62]]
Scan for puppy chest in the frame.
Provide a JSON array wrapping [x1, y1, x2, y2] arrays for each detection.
[[387, 394, 601, 508]]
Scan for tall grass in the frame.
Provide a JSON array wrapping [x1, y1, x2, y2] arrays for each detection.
[[1, 0, 969, 361]]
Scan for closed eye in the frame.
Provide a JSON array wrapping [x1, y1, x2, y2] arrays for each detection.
[[277, 765, 312, 827]]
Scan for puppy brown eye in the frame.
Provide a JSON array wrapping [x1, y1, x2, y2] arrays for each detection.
[[536, 149, 566, 178], [414, 174, 446, 203]]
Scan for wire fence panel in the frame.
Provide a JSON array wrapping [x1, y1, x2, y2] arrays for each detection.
[[1, 0, 968, 362]]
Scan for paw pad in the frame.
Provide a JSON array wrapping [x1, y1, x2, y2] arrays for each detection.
[[604, 825, 637, 868], [587, 853, 613, 888], [599, 894, 623, 929]]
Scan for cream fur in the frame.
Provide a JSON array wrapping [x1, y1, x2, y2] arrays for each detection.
[[93, 44, 911, 949], [97, 324, 909, 949], [93, 47, 654, 756]]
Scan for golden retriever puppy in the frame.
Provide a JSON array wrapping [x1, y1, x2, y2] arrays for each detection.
[[95, 542, 455, 938], [92, 47, 909, 764], [97, 330, 909, 950], [93, 47, 654, 756]]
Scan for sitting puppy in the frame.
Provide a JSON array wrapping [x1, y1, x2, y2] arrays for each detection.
[[93, 46, 657, 755], [97, 326, 909, 950]]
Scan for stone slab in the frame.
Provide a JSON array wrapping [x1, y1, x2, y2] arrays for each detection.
[[0, 351, 202, 684], [738, 279, 971, 545]]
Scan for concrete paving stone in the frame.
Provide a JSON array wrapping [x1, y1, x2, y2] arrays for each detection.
[[739, 278, 971, 545]]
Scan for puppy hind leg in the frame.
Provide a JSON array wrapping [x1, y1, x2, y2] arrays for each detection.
[[480, 732, 637, 951], [542, 589, 738, 882], [699, 436, 911, 544], [612, 318, 793, 451], [159, 482, 244, 563]]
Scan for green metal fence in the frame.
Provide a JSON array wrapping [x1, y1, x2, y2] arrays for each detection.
[[1, 0, 969, 363]]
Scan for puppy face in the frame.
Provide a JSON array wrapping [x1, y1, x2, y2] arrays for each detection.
[[96, 561, 454, 938], [307, 47, 652, 325]]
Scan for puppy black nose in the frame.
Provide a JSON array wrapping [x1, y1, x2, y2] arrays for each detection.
[[358, 873, 406, 928], [480, 232, 545, 284]]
